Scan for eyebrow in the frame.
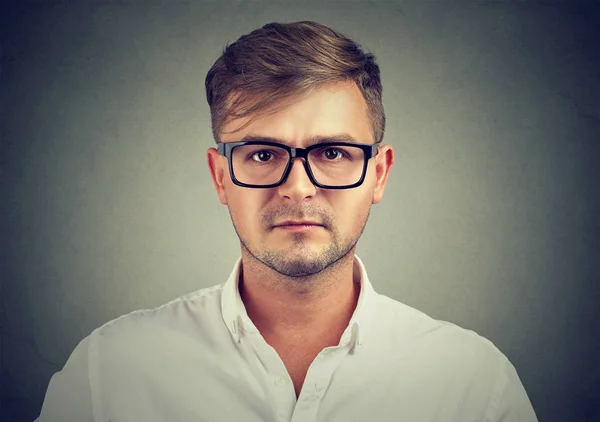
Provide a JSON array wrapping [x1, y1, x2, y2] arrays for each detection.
[[238, 134, 361, 146]]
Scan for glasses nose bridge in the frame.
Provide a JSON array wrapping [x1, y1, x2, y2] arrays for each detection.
[[281, 147, 314, 186], [287, 146, 311, 171], [289, 147, 309, 161]]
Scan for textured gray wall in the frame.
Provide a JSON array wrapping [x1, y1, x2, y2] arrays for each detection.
[[1, 1, 599, 421]]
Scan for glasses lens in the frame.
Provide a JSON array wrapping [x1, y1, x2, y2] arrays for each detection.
[[231, 143, 366, 187], [307, 145, 365, 186], [231, 144, 290, 186]]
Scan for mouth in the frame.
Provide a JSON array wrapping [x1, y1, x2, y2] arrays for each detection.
[[273, 222, 324, 231]]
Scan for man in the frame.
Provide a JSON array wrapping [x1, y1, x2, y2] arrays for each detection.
[[36, 21, 537, 421]]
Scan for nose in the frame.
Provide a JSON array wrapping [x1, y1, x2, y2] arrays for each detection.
[[277, 157, 317, 201]]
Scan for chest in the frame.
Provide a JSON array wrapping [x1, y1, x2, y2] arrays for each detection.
[[280, 353, 316, 398], [98, 327, 498, 422], [269, 340, 329, 398]]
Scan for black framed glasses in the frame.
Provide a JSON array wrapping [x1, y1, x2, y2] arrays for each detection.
[[217, 141, 379, 189]]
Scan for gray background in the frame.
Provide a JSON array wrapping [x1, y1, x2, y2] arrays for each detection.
[[1, 1, 599, 421]]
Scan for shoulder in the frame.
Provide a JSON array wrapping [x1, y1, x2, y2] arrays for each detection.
[[370, 293, 510, 374], [89, 283, 226, 347], [360, 294, 536, 420]]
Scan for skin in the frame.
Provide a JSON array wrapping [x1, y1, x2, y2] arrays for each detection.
[[207, 81, 394, 348]]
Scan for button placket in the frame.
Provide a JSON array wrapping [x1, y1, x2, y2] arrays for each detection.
[[245, 332, 296, 420]]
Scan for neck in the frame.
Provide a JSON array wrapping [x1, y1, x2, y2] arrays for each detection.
[[239, 250, 361, 343]]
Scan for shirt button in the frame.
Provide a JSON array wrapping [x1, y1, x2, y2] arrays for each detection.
[[274, 377, 286, 386]]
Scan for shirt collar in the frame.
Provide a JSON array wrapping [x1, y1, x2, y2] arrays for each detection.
[[221, 255, 374, 351]]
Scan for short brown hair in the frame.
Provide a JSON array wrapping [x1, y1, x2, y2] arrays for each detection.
[[205, 21, 385, 144]]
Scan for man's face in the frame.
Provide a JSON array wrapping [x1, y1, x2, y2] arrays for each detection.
[[207, 81, 393, 278]]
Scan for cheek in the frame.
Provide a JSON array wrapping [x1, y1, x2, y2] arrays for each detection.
[[332, 191, 372, 228], [226, 189, 267, 230]]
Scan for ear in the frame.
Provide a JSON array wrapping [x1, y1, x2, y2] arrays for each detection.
[[372, 144, 394, 205], [207, 147, 228, 205]]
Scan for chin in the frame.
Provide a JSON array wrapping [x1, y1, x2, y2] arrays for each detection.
[[258, 246, 344, 278]]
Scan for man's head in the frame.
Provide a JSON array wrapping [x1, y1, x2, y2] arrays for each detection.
[[205, 21, 385, 145], [206, 21, 394, 279]]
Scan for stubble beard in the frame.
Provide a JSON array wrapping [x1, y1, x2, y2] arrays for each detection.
[[230, 208, 371, 278]]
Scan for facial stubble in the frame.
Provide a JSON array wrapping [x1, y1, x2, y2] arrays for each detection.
[[228, 205, 371, 279]]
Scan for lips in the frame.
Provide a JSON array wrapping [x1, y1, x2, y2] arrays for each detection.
[[275, 221, 322, 227]]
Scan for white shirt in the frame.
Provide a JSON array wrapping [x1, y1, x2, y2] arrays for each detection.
[[36, 255, 537, 422]]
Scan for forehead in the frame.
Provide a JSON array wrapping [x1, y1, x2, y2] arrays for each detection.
[[220, 81, 373, 146]]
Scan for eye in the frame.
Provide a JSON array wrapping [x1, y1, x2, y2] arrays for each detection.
[[322, 148, 344, 160], [250, 150, 274, 162]]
